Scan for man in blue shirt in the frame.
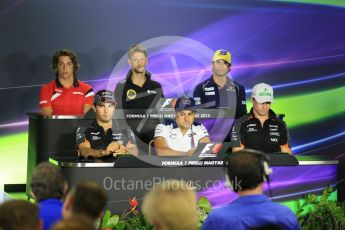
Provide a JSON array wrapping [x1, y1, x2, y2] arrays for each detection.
[[30, 162, 67, 230], [193, 49, 247, 142], [193, 49, 247, 119], [202, 150, 300, 230]]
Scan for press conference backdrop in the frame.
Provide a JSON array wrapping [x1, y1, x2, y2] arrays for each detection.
[[1, 0, 345, 185]]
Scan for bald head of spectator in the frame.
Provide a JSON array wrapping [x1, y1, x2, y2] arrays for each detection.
[[142, 179, 198, 230], [62, 181, 107, 222], [0, 200, 41, 230]]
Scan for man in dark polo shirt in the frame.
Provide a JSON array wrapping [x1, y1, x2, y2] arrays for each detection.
[[231, 83, 292, 154], [114, 44, 164, 152], [76, 90, 138, 158]]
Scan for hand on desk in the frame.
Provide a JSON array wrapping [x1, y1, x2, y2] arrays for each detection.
[[113, 144, 128, 157], [104, 141, 128, 156]]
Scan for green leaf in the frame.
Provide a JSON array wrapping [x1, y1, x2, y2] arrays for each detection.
[[108, 215, 120, 227], [198, 196, 212, 213], [115, 221, 126, 230], [101, 210, 111, 228]]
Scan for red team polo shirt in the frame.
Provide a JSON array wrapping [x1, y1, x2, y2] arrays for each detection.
[[39, 79, 94, 116]]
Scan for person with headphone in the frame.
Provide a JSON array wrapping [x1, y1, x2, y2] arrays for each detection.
[[154, 96, 210, 156], [202, 150, 300, 230], [39, 49, 94, 116], [231, 83, 292, 154]]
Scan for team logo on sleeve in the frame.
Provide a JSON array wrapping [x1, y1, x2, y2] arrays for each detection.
[[126, 89, 137, 100]]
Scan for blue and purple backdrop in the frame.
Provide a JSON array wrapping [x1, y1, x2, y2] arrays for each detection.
[[0, 1, 344, 201]]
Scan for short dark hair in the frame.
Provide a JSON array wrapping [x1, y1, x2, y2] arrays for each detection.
[[51, 49, 80, 78], [69, 181, 107, 220], [226, 150, 267, 192], [0, 200, 40, 230], [30, 162, 66, 202], [128, 44, 147, 59]]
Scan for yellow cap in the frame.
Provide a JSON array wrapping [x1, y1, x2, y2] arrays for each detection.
[[212, 49, 231, 64]]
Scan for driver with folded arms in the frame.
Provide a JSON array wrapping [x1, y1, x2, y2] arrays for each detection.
[[76, 90, 138, 158], [154, 96, 210, 156]]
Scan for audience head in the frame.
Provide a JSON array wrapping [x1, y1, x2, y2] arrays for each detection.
[[0, 200, 41, 230], [225, 150, 272, 193], [30, 162, 67, 202], [51, 215, 95, 230], [63, 181, 107, 221], [142, 179, 198, 230]]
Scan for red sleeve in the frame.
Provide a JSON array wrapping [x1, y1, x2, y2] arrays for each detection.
[[39, 84, 52, 108], [83, 83, 94, 105]]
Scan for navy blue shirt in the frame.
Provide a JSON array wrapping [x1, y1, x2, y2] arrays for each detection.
[[39, 199, 63, 230], [202, 195, 300, 230], [193, 76, 247, 119]]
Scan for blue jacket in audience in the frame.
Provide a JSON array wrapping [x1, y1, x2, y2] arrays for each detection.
[[202, 194, 300, 230], [39, 198, 63, 230]]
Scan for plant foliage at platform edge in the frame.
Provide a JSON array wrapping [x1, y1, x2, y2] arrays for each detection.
[[296, 186, 345, 230], [101, 196, 212, 230]]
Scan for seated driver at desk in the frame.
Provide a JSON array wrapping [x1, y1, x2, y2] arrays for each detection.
[[76, 90, 138, 158], [154, 96, 210, 156], [231, 83, 292, 154]]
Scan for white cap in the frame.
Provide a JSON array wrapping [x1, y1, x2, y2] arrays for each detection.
[[251, 83, 274, 103]]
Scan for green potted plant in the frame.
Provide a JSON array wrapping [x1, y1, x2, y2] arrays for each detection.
[[101, 197, 152, 230], [197, 196, 212, 229], [296, 186, 345, 230], [101, 196, 212, 230]]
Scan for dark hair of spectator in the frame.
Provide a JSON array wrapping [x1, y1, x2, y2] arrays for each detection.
[[30, 162, 66, 202], [69, 181, 107, 220], [226, 150, 265, 192], [0, 200, 40, 230]]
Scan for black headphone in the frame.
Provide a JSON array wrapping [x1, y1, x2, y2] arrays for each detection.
[[224, 149, 272, 192]]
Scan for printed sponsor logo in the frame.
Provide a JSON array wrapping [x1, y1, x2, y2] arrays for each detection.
[[91, 136, 101, 141], [271, 138, 278, 142], [204, 87, 214, 91], [247, 128, 258, 133], [259, 88, 272, 97], [147, 90, 157, 94], [269, 132, 280, 136], [72, 91, 83, 95], [126, 89, 136, 100]]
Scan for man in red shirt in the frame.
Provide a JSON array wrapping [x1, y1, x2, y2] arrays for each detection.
[[39, 49, 94, 116]]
